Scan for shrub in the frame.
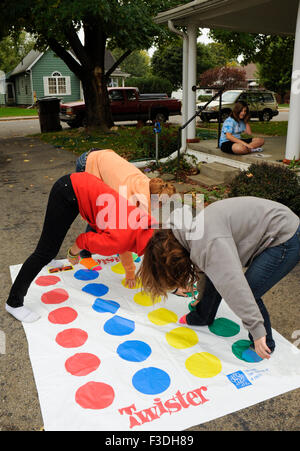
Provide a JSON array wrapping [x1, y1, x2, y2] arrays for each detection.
[[125, 76, 173, 97], [136, 126, 179, 159], [228, 162, 300, 216]]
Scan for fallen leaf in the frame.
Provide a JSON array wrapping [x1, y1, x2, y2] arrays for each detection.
[[23, 159, 30, 162]]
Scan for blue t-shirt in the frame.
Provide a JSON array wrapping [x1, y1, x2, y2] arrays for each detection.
[[219, 117, 246, 146]]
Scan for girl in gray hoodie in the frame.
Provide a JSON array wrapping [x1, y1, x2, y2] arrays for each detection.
[[137, 197, 300, 360]]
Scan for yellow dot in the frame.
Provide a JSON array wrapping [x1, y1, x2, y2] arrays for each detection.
[[111, 262, 125, 274], [185, 352, 222, 378], [121, 278, 142, 289], [148, 308, 178, 325], [134, 292, 161, 306], [166, 327, 198, 349]]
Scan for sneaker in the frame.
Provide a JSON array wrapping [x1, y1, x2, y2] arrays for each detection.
[[250, 147, 263, 153]]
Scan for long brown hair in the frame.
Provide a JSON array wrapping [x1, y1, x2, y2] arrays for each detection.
[[149, 178, 176, 197], [136, 228, 201, 301], [231, 101, 250, 123]]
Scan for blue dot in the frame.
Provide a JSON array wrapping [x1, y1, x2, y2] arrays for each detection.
[[103, 316, 135, 336], [92, 298, 120, 314], [134, 257, 141, 263], [117, 340, 152, 362], [242, 348, 263, 363], [82, 283, 109, 297], [74, 269, 99, 281], [132, 367, 171, 395]]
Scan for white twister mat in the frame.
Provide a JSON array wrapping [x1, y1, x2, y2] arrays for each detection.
[[10, 255, 300, 431]]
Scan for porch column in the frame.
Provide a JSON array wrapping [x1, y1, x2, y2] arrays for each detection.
[[186, 23, 198, 141], [285, 0, 300, 161]]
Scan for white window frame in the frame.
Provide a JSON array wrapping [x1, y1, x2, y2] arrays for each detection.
[[43, 72, 71, 96]]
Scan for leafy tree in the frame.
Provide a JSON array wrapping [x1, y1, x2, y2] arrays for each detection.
[[0, 0, 188, 130], [209, 30, 294, 99], [199, 66, 247, 90], [151, 39, 216, 90], [0, 31, 36, 74], [111, 49, 150, 78]]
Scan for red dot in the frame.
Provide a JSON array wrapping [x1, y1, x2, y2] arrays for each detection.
[[48, 307, 78, 325], [35, 275, 61, 286], [75, 382, 115, 410], [65, 353, 101, 376], [55, 328, 88, 348], [41, 288, 69, 304]]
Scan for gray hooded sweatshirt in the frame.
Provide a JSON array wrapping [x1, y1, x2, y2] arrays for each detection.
[[168, 197, 299, 341]]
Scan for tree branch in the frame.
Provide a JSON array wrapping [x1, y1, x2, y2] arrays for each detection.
[[64, 25, 91, 69], [105, 49, 132, 80], [48, 37, 84, 79]]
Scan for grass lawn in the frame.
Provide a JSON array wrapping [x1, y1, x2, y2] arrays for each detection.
[[0, 106, 38, 117]]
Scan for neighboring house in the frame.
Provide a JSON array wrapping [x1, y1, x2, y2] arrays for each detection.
[[1, 48, 129, 106], [243, 63, 260, 89]]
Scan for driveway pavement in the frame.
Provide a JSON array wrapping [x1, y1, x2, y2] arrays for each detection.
[[0, 122, 299, 431]]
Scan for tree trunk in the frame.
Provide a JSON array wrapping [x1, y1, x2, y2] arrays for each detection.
[[82, 67, 114, 132]]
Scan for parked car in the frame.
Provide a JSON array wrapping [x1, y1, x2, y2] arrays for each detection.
[[198, 89, 279, 122], [59, 87, 181, 128]]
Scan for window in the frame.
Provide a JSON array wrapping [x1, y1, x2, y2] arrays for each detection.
[[127, 90, 136, 101], [109, 90, 124, 101], [262, 93, 274, 102], [43, 72, 70, 96]]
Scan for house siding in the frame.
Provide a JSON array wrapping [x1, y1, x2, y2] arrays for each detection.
[[14, 74, 33, 105], [32, 50, 80, 103]]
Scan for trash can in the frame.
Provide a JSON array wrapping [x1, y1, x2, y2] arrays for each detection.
[[37, 97, 62, 133]]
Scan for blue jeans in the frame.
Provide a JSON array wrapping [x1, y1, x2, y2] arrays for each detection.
[[75, 148, 103, 172], [187, 224, 300, 351]]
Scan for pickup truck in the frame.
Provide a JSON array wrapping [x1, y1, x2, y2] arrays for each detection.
[[59, 87, 181, 128]]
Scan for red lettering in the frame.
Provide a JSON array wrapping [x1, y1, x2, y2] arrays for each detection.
[[186, 391, 202, 406], [135, 406, 160, 424], [175, 390, 190, 409], [118, 403, 141, 429], [164, 397, 182, 414], [153, 398, 168, 416], [193, 386, 209, 405]]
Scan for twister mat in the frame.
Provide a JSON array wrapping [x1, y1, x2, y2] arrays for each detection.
[[9, 255, 300, 431]]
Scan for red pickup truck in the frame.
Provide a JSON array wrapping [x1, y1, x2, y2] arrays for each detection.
[[59, 87, 181, 127]]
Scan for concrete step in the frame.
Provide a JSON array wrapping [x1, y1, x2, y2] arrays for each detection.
[[187, 172, 225, 187], [195, 162, 240, 184]]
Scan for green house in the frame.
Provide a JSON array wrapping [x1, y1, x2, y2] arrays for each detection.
[[2, 48, 129, 106]]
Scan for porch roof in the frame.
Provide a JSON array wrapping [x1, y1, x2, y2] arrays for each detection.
[[155, 0, 299, 36]]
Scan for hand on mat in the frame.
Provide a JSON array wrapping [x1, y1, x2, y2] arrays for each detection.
[[67, 243, 81, 265], [124, 278, 136, 289], [254, 336, 272, 360], [174, 286, 197, 297]]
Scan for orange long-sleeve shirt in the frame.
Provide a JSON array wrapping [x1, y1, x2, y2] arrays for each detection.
[[85, 149, 151, 279]]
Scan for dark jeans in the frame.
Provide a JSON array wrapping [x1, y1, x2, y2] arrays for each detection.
[[7, 175, 79, 307], [75, 149, 100, 257], [187, 224, 300, 351]]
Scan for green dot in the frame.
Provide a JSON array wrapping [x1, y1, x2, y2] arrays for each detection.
[[232, 339, 253, 361], [208, 317, 240, 337]]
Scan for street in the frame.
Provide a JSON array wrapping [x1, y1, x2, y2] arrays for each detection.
[[0, 109, 289, 139]]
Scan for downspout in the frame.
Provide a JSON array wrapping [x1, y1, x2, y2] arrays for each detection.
[[132, 21, 188, 169]]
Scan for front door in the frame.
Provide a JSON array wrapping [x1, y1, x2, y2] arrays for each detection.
[[6, 83, 15, 105]]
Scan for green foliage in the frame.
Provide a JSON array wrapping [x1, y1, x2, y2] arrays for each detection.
[[0, 31, 36, 74], [151, 40, 216, 90], [125, 75, 173, 97], [110, 49, 150, 78], [228, 162, 300, 216], [136, 126, 179, 159]]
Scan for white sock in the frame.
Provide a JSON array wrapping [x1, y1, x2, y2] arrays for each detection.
[[5, 304, 40, 323], [251, 147, 263, 153]]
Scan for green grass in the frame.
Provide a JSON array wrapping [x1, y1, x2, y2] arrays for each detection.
[[0, 106, 38, 117], [38, 125, 178, 161], [198, 121, 288, 137]]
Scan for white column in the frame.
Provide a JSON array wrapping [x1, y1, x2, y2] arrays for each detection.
[[181, 33, 189, 148], [187, 23, 198, 141], [285, 0, 300, 161]]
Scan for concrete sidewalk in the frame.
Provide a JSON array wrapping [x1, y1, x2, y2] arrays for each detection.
[[0, 135, 299, 431]]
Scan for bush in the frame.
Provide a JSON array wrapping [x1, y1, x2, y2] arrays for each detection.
[[136, 126, 179, 159], [228, 162, 300, 216], [125, 75, 173, 97]]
